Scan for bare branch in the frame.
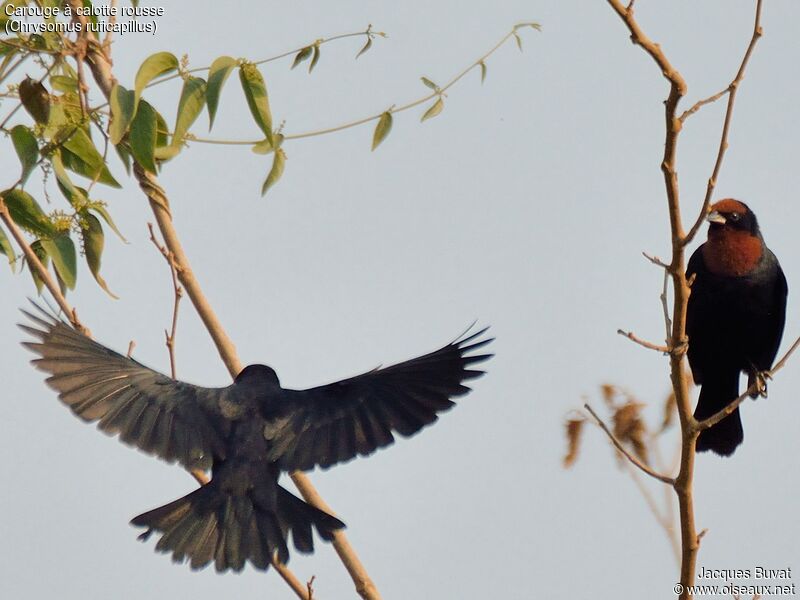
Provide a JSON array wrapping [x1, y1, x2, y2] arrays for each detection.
[[605, 2, 767, 597], [617, 329, 670, 354], [678, 88, 729, 123], [584, 404, 675, 485], [642, 252, 670, 270], [271, 562, 311, 599], [681, 0, 764, 247]]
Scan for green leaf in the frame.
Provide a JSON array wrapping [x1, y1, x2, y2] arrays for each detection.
[[261, 148, 286, 196], [42, 102, 66, 140], [50, 75, 78, 93], [479, 60, 487, 84], [206, 56, 237, 130], [0, 225, 16, 272], [51, 150, 86, 207], [356, 37, 372, 59], [109, 84, 136, 145], [291, 46, 313, 69], [115, 142, 132, 175], [154, 107, 169, 147], [19, 77, 50, 124], [371, 111, 393, 151], [134, 52, 179, 107], [90, 204, 126, 242], [515, 22, 542, 32], [129, 99, 157, 173], [154, 145, 181, 161], [60, 147, 120, 188], [252, 133, 282, 155], [1, 189, 56, 237], [309, 45, 320, 73], [172, 76, 207, 147], [29, 240, 49, 294], [11, 125, 39, 184], [251, 138, 273, 155], [421, 77, 438, 90], [421, 97, 444, 122], [61, 128, 121, 188], [239, 63, 273, 145], [81, 212, 117, 298], [41, 234, 77, 290]]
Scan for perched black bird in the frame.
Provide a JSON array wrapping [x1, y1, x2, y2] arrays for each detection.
[[687, 199, 787, 456], [21, 307, 492, 572]]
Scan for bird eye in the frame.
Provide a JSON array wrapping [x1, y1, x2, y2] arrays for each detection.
[[729, 212, 741, 222]]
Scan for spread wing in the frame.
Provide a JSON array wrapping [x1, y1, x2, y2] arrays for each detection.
[[20, 307, 231, 471], [262, 327, 493, 471]]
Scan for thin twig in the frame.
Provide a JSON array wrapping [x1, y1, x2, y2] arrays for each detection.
[[584, 403, 675, 485], [623, 461, 680, 564], [307, 575, 316, 600], [681, 0, 764, 247], [678, 88, 729, 123], [642, 252, 670, 270], [169, 25, 536, 147], [90, 28, 381, 113], [649, 432, 681, 564], [148, 223, 184, 380], [617, 329, 670, 354], [284, 26, 532, 141]]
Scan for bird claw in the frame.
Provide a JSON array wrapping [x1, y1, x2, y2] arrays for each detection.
[[749, 370, 770, 399]]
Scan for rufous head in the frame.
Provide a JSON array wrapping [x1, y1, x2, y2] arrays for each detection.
[[706, 199, 760, 237], [702, 199, 764, 276]]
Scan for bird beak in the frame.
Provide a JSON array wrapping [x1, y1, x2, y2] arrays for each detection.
[[707, 210, 726, 224]]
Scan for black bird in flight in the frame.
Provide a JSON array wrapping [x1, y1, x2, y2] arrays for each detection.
[[21, 306, 492, 572], [687, 199, 787, 456]]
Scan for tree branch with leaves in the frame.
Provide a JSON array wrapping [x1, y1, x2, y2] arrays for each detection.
[[1, 3, 539, 599]]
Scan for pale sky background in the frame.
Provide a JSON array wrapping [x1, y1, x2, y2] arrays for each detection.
[[2, 1, 799, 599]]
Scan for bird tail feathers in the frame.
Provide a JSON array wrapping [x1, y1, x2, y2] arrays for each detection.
[[131, 481, 344, 572], [694, 373, 743, 456]]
